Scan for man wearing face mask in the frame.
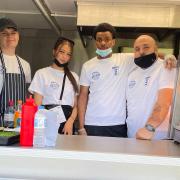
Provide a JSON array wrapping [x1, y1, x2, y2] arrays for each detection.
[[126, 35, 176, 140], [78, 23, 134, 137]]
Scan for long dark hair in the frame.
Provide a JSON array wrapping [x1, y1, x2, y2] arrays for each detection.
[[54, 37, 78, 93]]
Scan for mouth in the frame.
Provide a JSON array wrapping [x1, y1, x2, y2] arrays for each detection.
[[7, 40, 16, 43], [99, 47, 108, 50]]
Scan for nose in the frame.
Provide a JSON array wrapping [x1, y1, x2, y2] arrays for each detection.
[[100, 40, 106, 48], [139, 48, 145, 56]]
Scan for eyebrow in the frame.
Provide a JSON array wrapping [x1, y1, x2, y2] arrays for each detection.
[[59, 49, 72, 54]]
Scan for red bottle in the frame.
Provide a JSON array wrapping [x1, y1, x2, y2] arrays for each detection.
[[20, 96, 37, 146]]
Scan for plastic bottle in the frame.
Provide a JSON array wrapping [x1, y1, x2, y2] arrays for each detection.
[[33, 106, 46, 147], [4, 100, 14, 128], [20, 96, 37, 146], [14, 100, 22, 128]]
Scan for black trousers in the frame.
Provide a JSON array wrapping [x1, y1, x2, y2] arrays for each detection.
[[84, 124, 127, 137]]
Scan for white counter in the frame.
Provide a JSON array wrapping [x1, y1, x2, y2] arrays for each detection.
[[0, 135, 180, 180]]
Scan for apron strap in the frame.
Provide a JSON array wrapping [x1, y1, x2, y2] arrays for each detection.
[[16, 55, 26, 102], [0, 50, 6, 126], [59, 73, 66, 103]]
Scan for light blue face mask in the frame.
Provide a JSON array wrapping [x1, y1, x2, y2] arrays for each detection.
[[96, 48, 112, 58]]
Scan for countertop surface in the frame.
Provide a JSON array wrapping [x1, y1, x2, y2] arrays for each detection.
[[0, 135, 180, 180], [55, 135, 180, 158]]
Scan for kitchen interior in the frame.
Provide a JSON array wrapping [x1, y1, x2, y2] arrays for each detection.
[[0, 0, 180, 179]]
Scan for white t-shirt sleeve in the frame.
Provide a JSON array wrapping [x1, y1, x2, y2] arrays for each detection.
[[159, 67, 176, 90], [28, 70, 44, 96], [79, 63, 90, 87]]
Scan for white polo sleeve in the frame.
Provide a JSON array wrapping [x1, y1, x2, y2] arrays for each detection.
[[28, 69, 45, 96], [159, 67, 176, 90]]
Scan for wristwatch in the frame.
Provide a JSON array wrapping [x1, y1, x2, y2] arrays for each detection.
[[145, 124, 155, 132]]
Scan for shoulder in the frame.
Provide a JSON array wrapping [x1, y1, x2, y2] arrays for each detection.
[[112, 53, 135, 71], [83, 56, 98, 67], [34, 67, 51, 76], [156, 59, 176, 79], [113, 53, 134, 59], [112, 53, 134, 64], [155, 59, 168, 71], [18, 56, 30, 67]]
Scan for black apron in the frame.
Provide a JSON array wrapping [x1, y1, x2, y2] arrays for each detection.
[[0, 51, 26, 127], [43, 73, 74, 134]]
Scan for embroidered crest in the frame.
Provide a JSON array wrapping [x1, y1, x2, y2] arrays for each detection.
[[128, 80, 136, 89], [144, 76, 151, 86], [50, 81, 59, 89], [91, 71, 100, 80], [112, 66, 119, 76]]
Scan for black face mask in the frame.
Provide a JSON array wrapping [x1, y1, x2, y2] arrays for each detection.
[[134, 53, 157, 69], [54, 59, 68, 68]]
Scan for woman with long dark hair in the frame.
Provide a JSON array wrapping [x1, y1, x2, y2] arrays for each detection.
[[29, 37, 78, 135]]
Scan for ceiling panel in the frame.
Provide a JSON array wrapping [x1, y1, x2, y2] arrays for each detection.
[[0, 0, 77, 31], [45, 0, 76, 14], [0, 0, 38, 12], [0, 12, 50, 29], [45, 0, 77, 30]]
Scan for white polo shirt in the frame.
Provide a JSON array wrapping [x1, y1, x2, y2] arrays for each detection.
[[80, 53, 134, 126], [126, 59, 176, 139]]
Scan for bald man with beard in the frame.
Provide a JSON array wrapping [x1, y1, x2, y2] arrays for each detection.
[[126, 35, 176, 140]]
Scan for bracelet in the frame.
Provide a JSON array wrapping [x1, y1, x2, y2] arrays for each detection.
[[78, 128, 86, 132], [145, 124, 155, 132]]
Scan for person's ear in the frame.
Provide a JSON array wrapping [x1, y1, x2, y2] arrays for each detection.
[[112, 39, 116, 47]]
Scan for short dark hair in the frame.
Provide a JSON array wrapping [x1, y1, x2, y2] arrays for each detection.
[[93, 23, 116, 40]]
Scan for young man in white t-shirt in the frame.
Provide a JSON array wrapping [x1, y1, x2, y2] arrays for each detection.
[[126, 35, 176, 140], [0, 18, 31, 126], [78, 23, 134, 137]]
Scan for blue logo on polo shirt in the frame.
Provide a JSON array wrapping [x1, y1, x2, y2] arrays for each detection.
[[112, 66, 119, 76], [92, 71, 100, 80], [144, 76, 150, 86], [128, 80, 136, 88], [50, 81, 59, 89]]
